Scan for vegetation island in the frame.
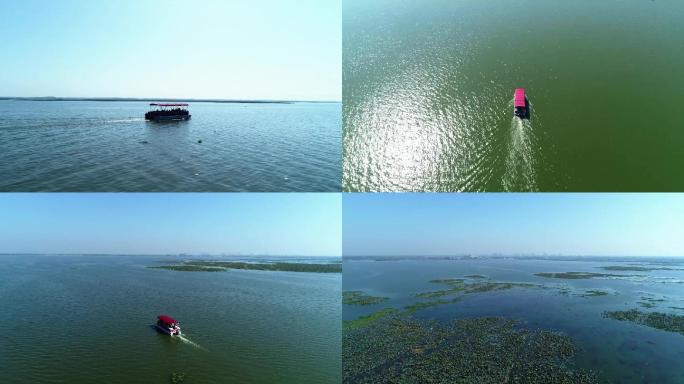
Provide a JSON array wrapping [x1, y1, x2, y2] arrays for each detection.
[[150, 260, 341, 273]]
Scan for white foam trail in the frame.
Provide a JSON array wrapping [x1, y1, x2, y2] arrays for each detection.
[[177, 334, 206, 350], [502, 111, 538, 191], [106, 118, 145, 123]]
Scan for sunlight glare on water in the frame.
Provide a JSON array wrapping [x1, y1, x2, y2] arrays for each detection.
[[343, 0, 684, 191]]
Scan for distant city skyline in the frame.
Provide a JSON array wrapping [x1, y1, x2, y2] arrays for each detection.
[[0, 0, 341, 101], [0, 194, 341, 256], [343, 194, 684, 257]]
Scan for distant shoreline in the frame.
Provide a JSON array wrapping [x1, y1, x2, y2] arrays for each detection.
[[0, 97, 340, 104], [0, 253, 341, 258], [150, 260, 342, 273], [344, 255, 684, 262]]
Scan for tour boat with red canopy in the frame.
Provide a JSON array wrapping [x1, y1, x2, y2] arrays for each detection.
[[145, 103, 191, 121], [155, 315, 182, 336], [513, 88, 530, 119]]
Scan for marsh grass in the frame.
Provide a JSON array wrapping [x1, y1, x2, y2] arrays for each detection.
[[604, 309, 684, 335], [150, 261, 342, 273], [600, 265, 682, 272], [581, 290, 610, 297], [150, 265, 227, 272], [343, 308, 397, 331], [343, 291, 388, 306], [417, 278, 539, 298], [534, 272, 625, 280], [343, 315, 598, 383]]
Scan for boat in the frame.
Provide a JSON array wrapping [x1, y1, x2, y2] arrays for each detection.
[[155, 315, 182, 336], [145, 103, 191, 121], [513, 88, 530, 119]]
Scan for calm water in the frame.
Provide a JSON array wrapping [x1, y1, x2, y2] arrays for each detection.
[[0, 101, 341, 191], [343, 0, 684, 191], [0, 255, 341, 384], [344, 257, 684, 383]]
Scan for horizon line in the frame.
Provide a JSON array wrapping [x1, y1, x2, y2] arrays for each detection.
[[0, 253, 342, 258], [0, 96, 341, 104], [343, 254, 684, 258], [3, 253, 681, 259]]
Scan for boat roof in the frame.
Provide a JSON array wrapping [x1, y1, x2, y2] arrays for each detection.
[[150, 103, 189, 107], [158, 315, 177, 324], [514, 88, 526, 107]]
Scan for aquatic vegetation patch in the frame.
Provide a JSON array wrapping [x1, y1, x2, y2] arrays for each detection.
[[641, 296, 666, 302], [600, 265, 682, 272], [343, 291, 388, 306], [581, 290, 610, 297], [170, 372, 186, 383], [415, 289, 456, 298], [640, 296, 666, 302], [150, 261, 342, 273], [558, 289, 571, 295], [403, 299, 454, 314], [150, 265, 227, 272], [464, 274, 487, 279], [343, 315, 598, 383], [603, 309, 684, 336], [429, 278, 466, 285], [343, 308, 398, 331], [345, 277, 541, 332], [637, 295, 667, 308], [416, 278, 539, 298], [534, 272, 625, 280]]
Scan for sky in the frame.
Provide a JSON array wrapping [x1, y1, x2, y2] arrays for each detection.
[[343, 194, 684, 257], [0, 0, 341, 101], [0, 193, 341, 256]]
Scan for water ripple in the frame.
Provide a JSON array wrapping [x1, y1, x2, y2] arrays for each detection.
[[0, 101, 341, 192]]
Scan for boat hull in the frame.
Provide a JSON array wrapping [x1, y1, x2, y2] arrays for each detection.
[[154, 324, 181, 336], [145, 115, 191, 122], [514, 99, 530, 120]]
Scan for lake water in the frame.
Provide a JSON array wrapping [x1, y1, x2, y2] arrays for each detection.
[[0, 101, 341, 192], [344, 257, 684, 383], [343, 0, 684, 191], [0, 255, 341, 384]]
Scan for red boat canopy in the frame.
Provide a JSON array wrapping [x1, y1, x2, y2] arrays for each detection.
[[150, 103, 189, 107], [514, 88, 526, 108], [157, 315, 177, 324]]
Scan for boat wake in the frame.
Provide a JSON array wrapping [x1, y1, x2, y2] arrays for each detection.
[[502, 113, 538, 192], [177, 334, 206, 351], [106, 118, 145, 123]]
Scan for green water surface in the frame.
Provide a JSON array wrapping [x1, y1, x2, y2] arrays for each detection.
[[0, 255, 341, 384], [343, 0, 684, 191]]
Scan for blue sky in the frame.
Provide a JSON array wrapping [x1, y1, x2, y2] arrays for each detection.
[[0, 193, 341, 256], [0, 0, 341, 101], [343, 194, 684, 257]]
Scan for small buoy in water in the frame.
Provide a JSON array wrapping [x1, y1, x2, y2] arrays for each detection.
[[197, 139, 203, 144]]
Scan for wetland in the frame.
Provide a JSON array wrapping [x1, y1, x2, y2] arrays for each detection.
[[343, 256, 684, 383]]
